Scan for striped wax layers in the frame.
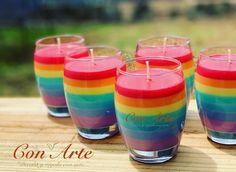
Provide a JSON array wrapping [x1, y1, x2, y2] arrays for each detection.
[[64, 58, 122, 129], [115, 69, 187, 151], [182, 59, 194, 103], [34, 46, 89, 109], [34, 50, 66, 108], [195, 73, 236, 137], [64, 77, 116, 129]]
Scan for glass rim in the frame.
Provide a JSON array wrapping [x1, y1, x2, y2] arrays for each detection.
[[199, 46, 236, 61], [35, 34, 85, 47], [66, 45, 122, 61], [117, 57, 182, 77], [137, 35, 191, 48]]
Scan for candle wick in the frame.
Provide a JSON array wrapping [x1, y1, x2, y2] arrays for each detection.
[[146, 61, 151, 81], [56, 37, 61, 53], [56, 37, 61, 46], [228, 48, 232, 64], [163, 37, 168, 55], [89, 49, 96, 65]]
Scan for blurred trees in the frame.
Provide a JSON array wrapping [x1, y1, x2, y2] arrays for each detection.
[[132, 0, 153, 21], [186, 2, 235, 19], [1, 0, 236, 65]]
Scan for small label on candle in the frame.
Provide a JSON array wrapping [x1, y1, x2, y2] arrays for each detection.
[[125, 112, 175, 127]]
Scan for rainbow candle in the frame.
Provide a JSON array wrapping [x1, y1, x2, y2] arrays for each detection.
[[135, 36, 194, 104], [64, 46, 123, 140], [115, 57, 187, 163], [195, 47, 236, 145], [34, 35, 87, 117]]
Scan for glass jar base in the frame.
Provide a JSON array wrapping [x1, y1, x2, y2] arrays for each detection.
[[207, 128, 236, 145], [77, 123, 119, 140], [47, 106, 70, 117], [129, 144, 178, 164]]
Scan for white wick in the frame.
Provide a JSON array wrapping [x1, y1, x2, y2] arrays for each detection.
[[146, 61, 151, 81], [56, 37, 61, 52], [56, 37, 61, 45], [163, 37, 168, 55], [89, 49, 95, 65], [228, 48, 232, 64]]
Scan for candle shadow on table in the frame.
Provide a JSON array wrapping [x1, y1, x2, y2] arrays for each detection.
[[207, 138, 236, 156], [129, 145, 216, 171], [185, 109, 205, 134], [74, 133, 127, 154], [47, 114, 73, 126]]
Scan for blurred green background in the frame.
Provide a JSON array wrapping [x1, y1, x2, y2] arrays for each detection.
[[1, 0, 236, 96]]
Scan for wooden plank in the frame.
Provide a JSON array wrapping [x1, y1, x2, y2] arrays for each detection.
[[0, 98, 235, 172]]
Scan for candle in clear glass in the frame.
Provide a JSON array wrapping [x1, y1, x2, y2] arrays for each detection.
[[115, 57, 187, 163], [135, 36, 194, 104], [64, 46, 123, 139], [195, 47, 236, 145], [34, 35, 87, 117]]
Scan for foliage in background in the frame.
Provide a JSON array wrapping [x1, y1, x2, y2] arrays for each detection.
[[1, 0, 236, 96], [132, 0, 154, 21], [186, 2, 235, 20]]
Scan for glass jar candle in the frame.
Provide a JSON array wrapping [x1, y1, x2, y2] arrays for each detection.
[[34, 35, 87, 117], [64, 46, 123, 139], [195, 47, 236, 145], [115, 57, 187, 163]]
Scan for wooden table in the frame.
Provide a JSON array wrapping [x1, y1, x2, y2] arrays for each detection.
[[0, 98, 235, 172]]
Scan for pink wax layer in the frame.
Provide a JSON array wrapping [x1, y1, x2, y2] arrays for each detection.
[[135, 46, 192, 63], [34, 45, 89, 64], [197, 55, 236, 80], [116, 69, 185, 98], [64, 57, 123, 80]]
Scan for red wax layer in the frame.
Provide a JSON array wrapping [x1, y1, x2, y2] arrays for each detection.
[[197, 55, 236, 80], [64, 57, 123, 80], [136, 58, 178, 67], [34, 45, 89, 64], [135, 46, 192, 63], [116, 69, 185, 98]]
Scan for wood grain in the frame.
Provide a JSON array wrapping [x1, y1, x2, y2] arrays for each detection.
[[0, 98, 235, 172]]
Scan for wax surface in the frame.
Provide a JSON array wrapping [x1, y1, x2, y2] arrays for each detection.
[[116, 69, 185, 98], [197, 55, 236, 79], [195, 54, 236, 138], [34, 45, 89, 64], [64, 57, 122, 80], [136, 46, 192, 62], [64, 57, 122, 129], [115, 68, 186, 151]]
